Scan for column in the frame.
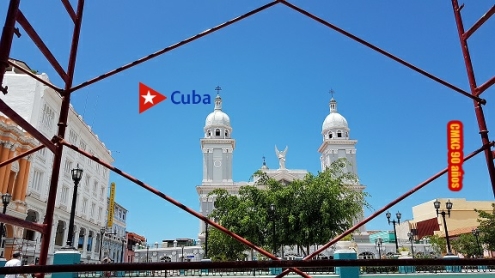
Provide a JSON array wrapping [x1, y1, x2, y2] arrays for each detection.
[[0, 143, 11, 192], [19, 157, 32, 202], [12, 158, 27, 201], [2, 144, 15, 193]]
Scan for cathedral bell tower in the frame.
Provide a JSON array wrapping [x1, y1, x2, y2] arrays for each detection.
[[200, 89, 235, 184]]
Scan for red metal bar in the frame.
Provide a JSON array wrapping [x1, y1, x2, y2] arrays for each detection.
[[60, 0, 76, 23], [1, 258, 494, 275], [279, 1, 485, 105], [15, 11, 68, 82], [69, 1, 281, 93], [452, 0, 495, 198], [0, 99, 56, 153], [0, 213, 44, 233], [7, 60, 63, 92], [275, 142, 492, 278], [463, 5, 495, 40], [0, 0, 21, 95], [38, 0, 85, 268], [476, 75, 495, 96], [0, 144, 45, 168]]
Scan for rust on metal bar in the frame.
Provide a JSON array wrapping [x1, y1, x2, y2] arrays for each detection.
[[0, 144, 45, 168], [452, 0, 495, 197], [16, 11, 68, 83], [275, 142, 493, 278], [0, 213, 44, 233], [476, 75, 495, 97], [463, 5, 495, 40], [0, 0, 21, 95], [0, 99, 56, 153], [59, 140, 286, 261], [60, 0, 77, 23], [38, 0, 85, 269], [69, 1, 281, 93], [7, 60, 63, 92], [279, 1, 486, 105]]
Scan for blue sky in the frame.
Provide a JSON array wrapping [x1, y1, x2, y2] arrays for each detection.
[[1, 1, 494, 245]]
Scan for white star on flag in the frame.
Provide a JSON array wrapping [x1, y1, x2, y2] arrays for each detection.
[[142, 91, 156, 104]]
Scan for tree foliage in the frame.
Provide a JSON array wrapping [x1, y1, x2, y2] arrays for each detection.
[[206, 159, 370, 261], [451, 233, 480, 258], [475, 203, 495, 251], [426, 235, 446, 255]]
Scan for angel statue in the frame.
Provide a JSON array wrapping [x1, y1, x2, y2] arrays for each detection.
[[275, 145, 288, 169]]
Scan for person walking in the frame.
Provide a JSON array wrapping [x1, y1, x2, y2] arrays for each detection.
[[5, 252, 22, 278]]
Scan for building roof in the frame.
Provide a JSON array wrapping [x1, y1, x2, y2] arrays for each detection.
[[413, 217, 439, 239], [445, 226, 479, 237]]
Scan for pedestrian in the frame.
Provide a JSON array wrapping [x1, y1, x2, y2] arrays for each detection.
[[5, 252, 22, 278]]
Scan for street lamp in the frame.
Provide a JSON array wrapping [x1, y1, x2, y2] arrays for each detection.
[[375, 237, 383, 259], [269, 204, 276, 256], [434, 199, 453, 255], [472, 228, 481, 258], [63, 164, 83, 249], [120, 237, 126, 263], [0, 193, 12, 257], [407, 232, 415, 258], [99, 228, 106, 261], [386, 211, 401, 253]]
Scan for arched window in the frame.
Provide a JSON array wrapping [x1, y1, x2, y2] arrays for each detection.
[[207, 130, 211, 137], [337, 131, 342, 138], [225, 130, 229, 137], [329, 132, 333, 139], [215, 129, 220, 137]]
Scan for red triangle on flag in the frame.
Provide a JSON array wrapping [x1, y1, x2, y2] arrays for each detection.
[[139, 82, 167, 114]]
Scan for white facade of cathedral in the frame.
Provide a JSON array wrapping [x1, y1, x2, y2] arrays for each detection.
[[196, 92, 367, 241]]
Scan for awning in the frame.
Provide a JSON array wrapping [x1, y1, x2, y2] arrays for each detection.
[[415, 218, 440, 239]]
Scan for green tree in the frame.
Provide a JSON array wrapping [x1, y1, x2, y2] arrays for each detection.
[[207, 158, 370, 260], [476, 203, 495, 251], [426, 235, 446, 255], [451, 233, 479, 258]]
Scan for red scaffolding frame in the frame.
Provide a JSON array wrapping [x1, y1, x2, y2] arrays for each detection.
[[0, 1, 494, 277]]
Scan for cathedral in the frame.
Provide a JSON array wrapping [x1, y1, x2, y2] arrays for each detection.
[[195, 91, 367, 244]]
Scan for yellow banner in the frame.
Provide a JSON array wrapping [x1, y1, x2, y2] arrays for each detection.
[[107, 182, 116, 227]]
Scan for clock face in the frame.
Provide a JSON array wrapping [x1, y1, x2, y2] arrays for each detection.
[[214, 160, 222, 167]]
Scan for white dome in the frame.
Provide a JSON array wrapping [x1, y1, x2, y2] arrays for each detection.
[[322, 112, 348, 131], [204, 94, 231, 128], [205, 110, 230, 128], [322, 98, 349, 132]]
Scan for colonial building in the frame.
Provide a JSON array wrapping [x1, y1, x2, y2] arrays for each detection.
[[1, 59, 114, 263], [0, 115, 37, 262]]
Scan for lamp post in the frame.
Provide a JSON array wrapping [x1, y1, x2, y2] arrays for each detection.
[[434, 199, 453, 255], [63, 164, 83, 249], [407, 232, 415, 258], [386, 211, 401, 253], [472, 228, 481, 258], [375, 237, 383, 259], [269, 204, 276, 256], [120, 237, 126, 263], [99, 228, 106, 261], [0, 193, 11, 257]]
